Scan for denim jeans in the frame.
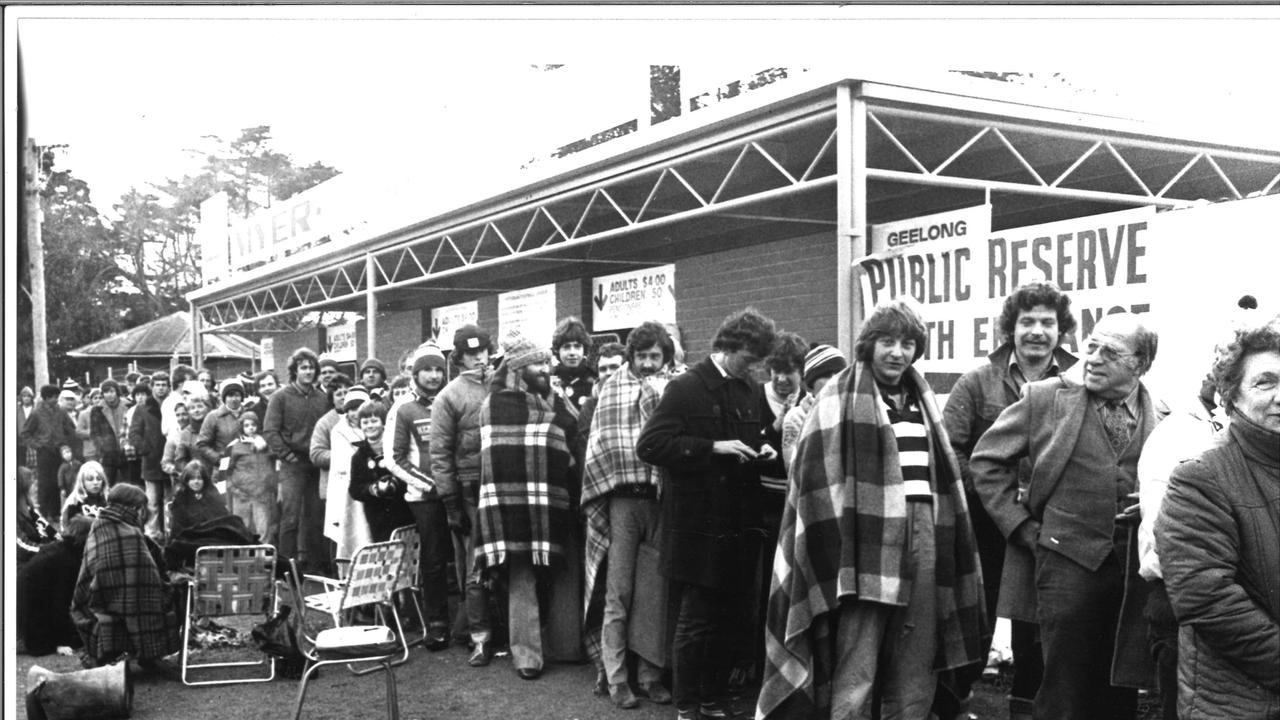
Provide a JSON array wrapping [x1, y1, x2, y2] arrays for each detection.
[[507, 557, 549, 671], [277, 461, 323, 568], [458, 489, 491, 643], [408, 498, 451, 628], [1034, 545, 1138, 720], [671, 583, 735, 710], [602, 496, 663, 685], [831, 500, 938, 720]]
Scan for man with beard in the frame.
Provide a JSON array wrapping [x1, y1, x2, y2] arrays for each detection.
[[264, 348, 330, 572], [941, 281, 1078, 720], [388, 340, 452, 651], [430, 324, 495, 661], [475, 328, 579, 681], [581, 321, 675, 708], [552, 316, 596, 414]]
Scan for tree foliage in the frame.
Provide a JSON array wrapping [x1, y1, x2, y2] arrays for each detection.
[[18, 126, 339, 388]]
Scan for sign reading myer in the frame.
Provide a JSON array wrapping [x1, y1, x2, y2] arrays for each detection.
[[591, 264, 676, 331], [870, 205, 991, 255]]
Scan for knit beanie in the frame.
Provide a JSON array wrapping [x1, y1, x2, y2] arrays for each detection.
[[501, 327, 552, 371], [452, 324, 492, 356], [343, 385, 371, 412], [318, 355, 340, 372], [411, 340, 448, 374], [803, 344, 848, 389], [360, 357, 387, 380]]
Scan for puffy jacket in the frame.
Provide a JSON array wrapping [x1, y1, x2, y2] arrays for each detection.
[[196, 405, 248, 468], [1156, 418, 1280, 720], [428, 368, 488, 501]]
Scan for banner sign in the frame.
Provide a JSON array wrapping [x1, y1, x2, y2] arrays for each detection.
[[869, 205, 991, 255], [855, 206, 1157, 376], [431, 301, 479, 346], [326, 321, 359, 362], [499, 284, 556, 346], [197, 192, 230, 284], [591, 264, 676, 331]]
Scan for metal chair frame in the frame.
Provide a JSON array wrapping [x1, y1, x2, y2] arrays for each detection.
[[287, 540, 405, 720], [388, 524, 429, 652], [180, 544, 278, 686]]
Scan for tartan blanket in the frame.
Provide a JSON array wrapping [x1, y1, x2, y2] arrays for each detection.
[[71, 505, 181, 661], [579, 365, 662, 665], [756, 362, 987, 719], [476, 383, 576, 569]]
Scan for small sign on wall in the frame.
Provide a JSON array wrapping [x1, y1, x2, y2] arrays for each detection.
[[431, 301, 479, 346], [326, 322, 359, 362], [591, 264, 676, 331], [499, 284, 557, 345], [260, 338, 274, 371]]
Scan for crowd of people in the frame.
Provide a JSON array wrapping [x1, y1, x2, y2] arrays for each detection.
[[13, 288, 1279, 720]]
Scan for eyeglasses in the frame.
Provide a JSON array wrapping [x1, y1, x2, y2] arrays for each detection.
[[1084, 340, 1137, 364]]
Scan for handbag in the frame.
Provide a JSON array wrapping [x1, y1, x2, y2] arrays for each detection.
[[250, 604, 300, 659]]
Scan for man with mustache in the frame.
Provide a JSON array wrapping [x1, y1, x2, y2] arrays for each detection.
[[940, 281, 1079, 720]]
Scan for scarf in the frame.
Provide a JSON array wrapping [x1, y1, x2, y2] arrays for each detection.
[[476, 385, 576, 568], [756, 361, 987, 719], [579, 365, 662, 663]]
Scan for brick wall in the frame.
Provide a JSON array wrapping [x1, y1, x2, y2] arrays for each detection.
[[357, 308, 426, 373], [675, 231, 839, 363], [268, 327, 326, 376]]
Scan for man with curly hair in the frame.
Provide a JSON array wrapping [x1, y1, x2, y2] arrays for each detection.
[[552, 316, 596, 413], [941, 281, 1078, 720], [637, 307, 777, 720]]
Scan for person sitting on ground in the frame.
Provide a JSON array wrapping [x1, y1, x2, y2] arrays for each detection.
[[18, 515, 92, 657], [18, 466, 59, 566], [61, 460, 110, 532], [168, 461, 230, 540], [71, 483, 181, 677]]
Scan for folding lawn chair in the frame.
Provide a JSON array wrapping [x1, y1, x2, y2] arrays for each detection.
[[181, 544, 278, 686], [388, 524, 428, 653]]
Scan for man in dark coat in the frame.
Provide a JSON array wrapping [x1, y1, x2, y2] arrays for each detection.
[[971, 313, 1166, 720], [941, 281, 1078, 720], [636, 307, 777, 720], [21, 384, 77, 524]]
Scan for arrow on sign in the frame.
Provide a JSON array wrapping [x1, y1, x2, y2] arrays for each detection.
[[593, 284, 607, 311]]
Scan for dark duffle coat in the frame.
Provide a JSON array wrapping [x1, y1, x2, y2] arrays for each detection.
[[636, 356, 765, 592]]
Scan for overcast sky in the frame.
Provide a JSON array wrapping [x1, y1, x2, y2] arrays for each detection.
[[10, 5, 1280, 217]]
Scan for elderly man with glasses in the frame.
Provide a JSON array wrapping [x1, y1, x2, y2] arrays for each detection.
[[970, 313, 1168, 720]]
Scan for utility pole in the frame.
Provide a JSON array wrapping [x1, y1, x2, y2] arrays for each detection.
[[25, 138, 49, 387]]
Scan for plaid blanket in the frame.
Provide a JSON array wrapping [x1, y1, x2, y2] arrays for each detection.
[[579, 365, 662, 665], [756, 362, 987, 719], [476, 378, 577, 569], [71, 504, 180, 661]]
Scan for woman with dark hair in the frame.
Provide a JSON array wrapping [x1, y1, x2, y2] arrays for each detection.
[[1156, 317, 1280, 719], [71, 483, 181, 675], [169, 460, 230, 539], [552, 316, 596, 413]]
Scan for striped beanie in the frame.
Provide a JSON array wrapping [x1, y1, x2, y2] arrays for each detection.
[[802, 344, 848, 389]]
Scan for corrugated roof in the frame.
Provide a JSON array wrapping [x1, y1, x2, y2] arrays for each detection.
[[67, 311, 257, 359]]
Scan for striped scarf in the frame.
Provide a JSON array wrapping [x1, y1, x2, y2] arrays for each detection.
[[579, 365, 662, 665], [756, 361, 987, 719]]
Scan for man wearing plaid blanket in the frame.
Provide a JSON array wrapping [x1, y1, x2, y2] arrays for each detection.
[[756, 298, 986, 720], [476, 328, 580, 681], [582, 321, 676, 709], [637, 307, 779, 720]]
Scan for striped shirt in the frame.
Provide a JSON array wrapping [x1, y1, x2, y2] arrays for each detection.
[[881, 385, 932, 499]]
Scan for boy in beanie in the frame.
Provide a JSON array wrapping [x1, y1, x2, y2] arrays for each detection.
[[430, 324, 497, 658], [387, 339, 452, 650], [475, 327, 580, 679], [781, 344, 848, 470], [359, 357, 390, 400]]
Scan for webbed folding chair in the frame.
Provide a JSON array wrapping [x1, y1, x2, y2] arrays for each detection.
[[388, 524, 428, 653], [287, 540, 405, 720], [181, 544, 277, 686]]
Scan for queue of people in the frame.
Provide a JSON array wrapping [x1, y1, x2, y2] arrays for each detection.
[[14, 290, 1279, 720]]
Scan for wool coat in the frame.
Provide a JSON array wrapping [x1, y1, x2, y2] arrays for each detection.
[[635, 356, 765, 591]]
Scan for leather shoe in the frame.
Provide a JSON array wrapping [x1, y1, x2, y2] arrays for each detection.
[[424, 627, 449, 652], [516, 667, 542, 681], [593, 669, 609, 697], [467, 641, 492, 667], [610, 683, 639, 709], [639, 681, 672, 704]]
